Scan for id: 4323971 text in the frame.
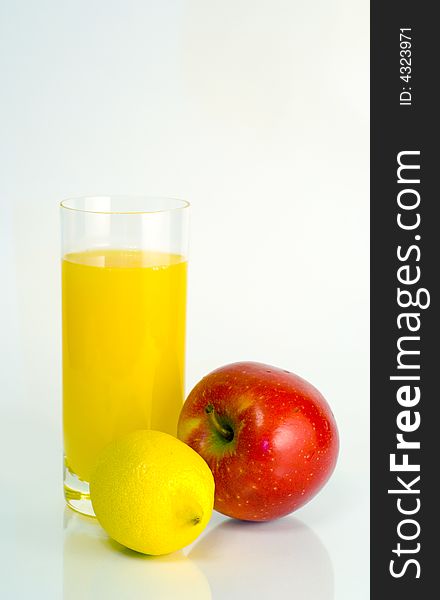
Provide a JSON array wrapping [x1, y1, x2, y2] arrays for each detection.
[[400, 28, 412, 106]]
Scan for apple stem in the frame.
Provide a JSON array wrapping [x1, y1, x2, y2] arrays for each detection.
[[205, 404, 234, 441]]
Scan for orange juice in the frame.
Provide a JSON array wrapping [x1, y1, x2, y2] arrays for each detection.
[[62, 249, 187, 482]]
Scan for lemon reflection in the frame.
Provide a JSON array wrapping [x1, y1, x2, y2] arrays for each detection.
[[63, 508, 211, 600], [189, 517, 334, 599]]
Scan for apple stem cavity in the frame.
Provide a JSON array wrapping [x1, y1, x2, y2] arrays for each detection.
[[205, 404, 234, 442]]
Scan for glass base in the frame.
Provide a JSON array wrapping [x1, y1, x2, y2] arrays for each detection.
[[64, 461, 95, 517]]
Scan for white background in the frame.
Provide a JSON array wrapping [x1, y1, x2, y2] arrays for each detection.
[[0, 1, 369, 598]]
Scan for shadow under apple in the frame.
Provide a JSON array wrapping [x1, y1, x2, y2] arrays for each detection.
[[188, 516, 334, 600]]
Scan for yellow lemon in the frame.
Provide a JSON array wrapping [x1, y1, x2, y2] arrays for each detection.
[[90, 430, 214, 555]]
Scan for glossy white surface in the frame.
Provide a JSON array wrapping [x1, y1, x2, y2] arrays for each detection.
[[0, 1, 369, 598]]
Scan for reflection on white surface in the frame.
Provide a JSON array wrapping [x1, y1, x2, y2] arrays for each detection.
[[63, 509, 212, 600], [63, 507, 333, 600], [189, 517, 334, 600]]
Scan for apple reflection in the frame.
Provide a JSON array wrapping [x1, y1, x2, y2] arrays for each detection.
[[63, 508, 211, 600], [188, 516, 334, 599]]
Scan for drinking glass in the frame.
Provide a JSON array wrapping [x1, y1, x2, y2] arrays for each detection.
[[60, 196, 189, 515]]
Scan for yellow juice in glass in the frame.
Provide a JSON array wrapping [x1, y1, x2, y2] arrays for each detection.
[[62, 248, 187, 483]]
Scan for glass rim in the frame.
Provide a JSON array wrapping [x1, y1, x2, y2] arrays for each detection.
[[59, 195, 190, 215]]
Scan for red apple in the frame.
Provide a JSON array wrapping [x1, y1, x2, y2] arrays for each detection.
[[177, 362, 339, 521]]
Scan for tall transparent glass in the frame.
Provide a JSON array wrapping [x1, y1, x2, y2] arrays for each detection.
[[60, 196, 189, 516]]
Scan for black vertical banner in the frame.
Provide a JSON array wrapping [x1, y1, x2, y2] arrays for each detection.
[[371, 1, 437, 597]]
